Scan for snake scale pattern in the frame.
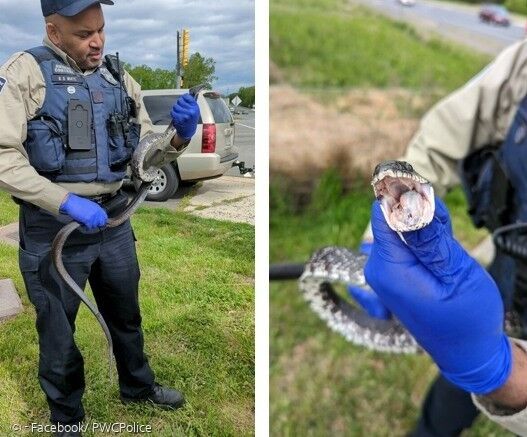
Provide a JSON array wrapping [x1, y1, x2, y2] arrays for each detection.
[[299, 246, 420, 353], [298, 161, 434, 354]]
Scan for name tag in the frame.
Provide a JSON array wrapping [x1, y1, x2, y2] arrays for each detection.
[[52, 74, 83, 84]]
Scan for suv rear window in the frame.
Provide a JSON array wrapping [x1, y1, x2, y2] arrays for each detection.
[[143, 95, 203, 125], [204, 93, 232, 124]]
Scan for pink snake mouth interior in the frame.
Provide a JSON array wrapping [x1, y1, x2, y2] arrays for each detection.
[[374, 174, 434, 232]]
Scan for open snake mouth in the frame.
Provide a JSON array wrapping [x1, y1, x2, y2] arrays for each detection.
[[372, 161, 435, 232]]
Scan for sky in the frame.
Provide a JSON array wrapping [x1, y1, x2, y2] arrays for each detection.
[[0, 0, 255, 94]]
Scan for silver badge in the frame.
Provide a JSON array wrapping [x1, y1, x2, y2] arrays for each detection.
[[67, 86, 76, 95]]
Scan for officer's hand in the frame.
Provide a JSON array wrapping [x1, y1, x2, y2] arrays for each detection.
[[347, 241, 392, 320], [170, 94, 200, 141], [365, 197, 511, 395], [60, 194, 108, 230]]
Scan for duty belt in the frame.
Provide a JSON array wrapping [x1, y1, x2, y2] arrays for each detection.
[[84, 192, 118, 204]]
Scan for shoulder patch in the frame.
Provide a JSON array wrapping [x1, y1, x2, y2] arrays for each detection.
[[52, 62, 76, 75], [99, 67, 118, 85], [0, 76, 6, 95]]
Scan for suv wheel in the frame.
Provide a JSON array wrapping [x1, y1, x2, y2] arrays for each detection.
[[134, 164, 179, 202]]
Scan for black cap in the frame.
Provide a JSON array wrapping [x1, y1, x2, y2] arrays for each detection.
[[41, 0, 114, 17]]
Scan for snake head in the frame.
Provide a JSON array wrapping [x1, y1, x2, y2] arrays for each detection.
[[371, 160, 435, 232]]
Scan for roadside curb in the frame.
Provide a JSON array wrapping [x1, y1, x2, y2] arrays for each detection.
[[184, 176, 255, 225]]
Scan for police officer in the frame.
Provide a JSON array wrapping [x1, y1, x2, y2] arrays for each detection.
[[352, 38, 527, 436], [0, 1, 200, 436]]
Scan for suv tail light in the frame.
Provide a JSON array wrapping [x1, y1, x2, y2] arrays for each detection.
[[202, 123, 216, 153]]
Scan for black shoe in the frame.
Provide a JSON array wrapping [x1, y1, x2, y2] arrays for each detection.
[[121, 383, 185, 410]]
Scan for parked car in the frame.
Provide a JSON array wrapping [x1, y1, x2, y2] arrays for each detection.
[[479, 4, 510, 26], [397, 0, 416, 6], [134, 88, 238, 201]]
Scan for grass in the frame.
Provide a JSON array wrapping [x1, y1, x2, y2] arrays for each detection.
[[270, 174, 508, 436], [270, 1, 490, 90], [0, 191, 254, 436]]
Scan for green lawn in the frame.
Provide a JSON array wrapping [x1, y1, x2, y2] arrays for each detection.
[[0, 192, 254, 436], [271, 0, 490, 91]]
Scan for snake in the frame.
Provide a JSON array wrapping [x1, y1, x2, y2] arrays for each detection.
[[298, 160, 435, 354], [50, 84, 205, 377]]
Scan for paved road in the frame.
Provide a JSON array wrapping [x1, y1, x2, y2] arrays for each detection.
[[226, 109, 255, 177], [355, 0, 525, 55]]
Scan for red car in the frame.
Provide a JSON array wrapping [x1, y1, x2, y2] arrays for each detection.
[[479, 4, 511, 26]]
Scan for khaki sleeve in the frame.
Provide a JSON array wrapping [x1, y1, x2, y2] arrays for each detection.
[[123, 71, 154, 139], [362, 41, 527, 242], [0, 52, 69, 215], [471, 339, 527, 436], [403, 39, 527, 197]]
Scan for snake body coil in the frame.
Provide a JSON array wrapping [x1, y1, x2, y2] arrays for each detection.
[[300, 246, 420, 353], [298, 161, 435, 353]]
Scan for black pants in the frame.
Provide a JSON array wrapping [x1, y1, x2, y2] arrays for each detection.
[[18, 202, 155, 424], [410, 252, 517, 436]]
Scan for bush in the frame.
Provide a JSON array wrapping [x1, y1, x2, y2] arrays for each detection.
[[505, 0, 527, 15]]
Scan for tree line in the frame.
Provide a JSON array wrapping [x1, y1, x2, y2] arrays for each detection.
[[125, 52, 255, 107]]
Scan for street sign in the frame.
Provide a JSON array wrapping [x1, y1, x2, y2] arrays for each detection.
[[232, 95, 242, 107]]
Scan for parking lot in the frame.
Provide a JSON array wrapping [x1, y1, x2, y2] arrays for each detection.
[[227, 109, 255, 177], [134, 108, 256, 224]]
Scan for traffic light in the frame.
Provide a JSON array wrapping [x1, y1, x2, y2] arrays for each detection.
[[182, 29, 190, 67]]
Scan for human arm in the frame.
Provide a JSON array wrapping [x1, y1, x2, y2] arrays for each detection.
[[123, 73, 199, 151], [361, 40, 527, 244], [364, 198, 527, 433], [484, 342, 527, 410], [403, 39, 527, 197], [471, 340, 527, 435], [0, 52, 70, 215]]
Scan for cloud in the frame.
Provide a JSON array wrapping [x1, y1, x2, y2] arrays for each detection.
[[0, 0, 254, 93]]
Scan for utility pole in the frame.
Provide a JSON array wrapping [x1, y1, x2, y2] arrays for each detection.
[[181, 29, 190, 88], [176, 29, 190, 88], [176, 30, 181, 89]]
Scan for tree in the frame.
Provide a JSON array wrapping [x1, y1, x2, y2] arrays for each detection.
[[238, 86, 255, 107], [182, 53, 218, 89], [228, 86, 255, 108], [125, 64, 176, 90]]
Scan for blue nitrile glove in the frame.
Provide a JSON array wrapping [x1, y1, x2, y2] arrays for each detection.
[[170, 93, 200, 140], [364, 197, 511, 395], [347, 241, 392, 320], [59, 194, 108, 230]]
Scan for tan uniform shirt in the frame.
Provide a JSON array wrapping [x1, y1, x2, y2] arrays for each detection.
[[0, 36, 154, 215], [403, 39, 527, 197], [363, 38, 527, 240], [395, 40, 527, 433], [472, 338, 527, 436]]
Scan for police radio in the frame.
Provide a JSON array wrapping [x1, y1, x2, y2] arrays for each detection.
[[104, 52, 137, 119]]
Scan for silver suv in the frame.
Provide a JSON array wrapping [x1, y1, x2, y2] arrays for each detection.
[[136, 88, 238, 201]]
